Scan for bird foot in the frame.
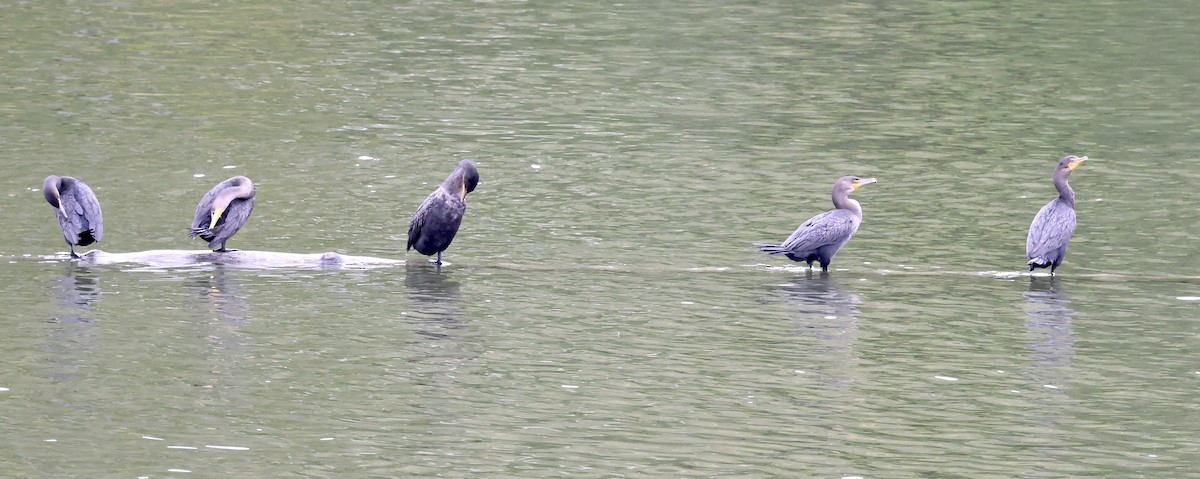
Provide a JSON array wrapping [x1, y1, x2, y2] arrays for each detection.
[[214, 248, 239, 253]]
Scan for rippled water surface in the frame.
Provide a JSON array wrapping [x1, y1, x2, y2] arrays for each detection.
[[3, 0, 1200, 477]]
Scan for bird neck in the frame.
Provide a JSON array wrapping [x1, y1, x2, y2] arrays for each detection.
[[441, 171, 467, 200], [43, 176, 64, 208], [1054, 172, 1075, 207], [214, 181, 254, 212], [832, 193, 862, 217]]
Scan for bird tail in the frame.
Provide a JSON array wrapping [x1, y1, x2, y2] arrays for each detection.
[[77, 230, 97, 246], [756, 243, 787, 255], [1027, 258, 1050, 271], [189, 227, 216, 242]]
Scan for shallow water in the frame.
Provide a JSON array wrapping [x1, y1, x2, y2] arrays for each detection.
[[3, 0, 1200, 477]]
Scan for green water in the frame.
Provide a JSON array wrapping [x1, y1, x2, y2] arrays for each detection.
[[3, 0, 1199, 477]]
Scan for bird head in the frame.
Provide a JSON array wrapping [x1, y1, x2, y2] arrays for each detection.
[[210, 208, 224, 229], [850, 177, 878, 191], [461, 160, 480, 194]]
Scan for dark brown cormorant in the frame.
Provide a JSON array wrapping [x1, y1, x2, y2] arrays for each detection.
[[407, 160, 479, 265]]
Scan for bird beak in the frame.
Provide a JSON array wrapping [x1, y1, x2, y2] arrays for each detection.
[[1068, 156, 1088, 170], [851, 178, 878, 190], [209, 208, 223, 229]]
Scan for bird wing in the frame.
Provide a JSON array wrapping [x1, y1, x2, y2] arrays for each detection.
[[191, 186, 221, 231], [73, 182, 103, 242], [56, 181, 102, 242], [56, 192, 84, 242], [212, 196, 255, 241], [779, 209, 859, 253], [1026, 200, 1076, 259], [407, 188, 466, 253], [406, 190, 440, 251]]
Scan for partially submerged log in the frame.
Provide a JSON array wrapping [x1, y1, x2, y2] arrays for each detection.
[[77, 249, 403, 269]]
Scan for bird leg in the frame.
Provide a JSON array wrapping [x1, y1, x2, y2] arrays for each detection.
[[433, 251, 444, 265], [69, 243, 79, 259]]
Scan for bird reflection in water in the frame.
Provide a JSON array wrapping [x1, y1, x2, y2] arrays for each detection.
[[779, 271, 862, 317], [184, 265, 255, 393], [404, 262, 466, 339], [1023, 276, 1075, 386], [771, 271, 862, 342], [53, 264, 102, 311], [188, 265, 250, 326], [44, 264, 103, 383]]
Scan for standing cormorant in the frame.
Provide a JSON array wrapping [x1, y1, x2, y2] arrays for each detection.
[[1027, 155, 1087, 274], [407, 160, 480, 265], [43, 175, 103, 258], [190, 176, 256, 252], [758, 176, 877, 272]]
